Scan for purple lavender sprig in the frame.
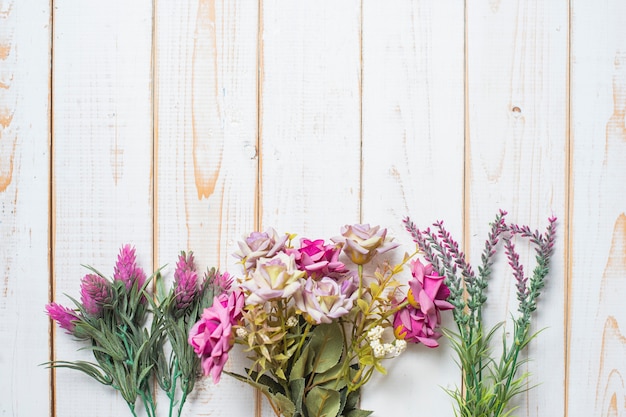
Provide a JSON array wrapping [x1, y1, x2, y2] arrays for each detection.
[[404, 212, 557, 417]]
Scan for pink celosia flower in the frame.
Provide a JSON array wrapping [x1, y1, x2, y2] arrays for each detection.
[[407, 259, 454, 325], [188, 290, 244, 383], [294, 276, 357, 324], [292, 238, 349, 280], [174, 251, 199, 311], [212, 271, 233, 293], [233, 228, 288, 271], [332, 224, 400, 265], [240, 252, 305, 304], [46, 303, 79, 335], [80, 273, 112, 316], [114, 244, 147, 291], [393, 306, 441, 347]]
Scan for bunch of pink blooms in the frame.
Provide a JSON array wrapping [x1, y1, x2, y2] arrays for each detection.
[[45, 245, 231, 417], [46, 244, 147, 336], [188, 224, 453, 417]]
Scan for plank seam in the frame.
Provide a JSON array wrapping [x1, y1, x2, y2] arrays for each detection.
[[48, 1, 56, 416], [563, 1, 572, 416]]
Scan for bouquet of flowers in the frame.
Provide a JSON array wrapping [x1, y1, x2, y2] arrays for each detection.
[[188, 224, 454, 417], [403, 211, 557, 417], [45, 245, 230, 417]]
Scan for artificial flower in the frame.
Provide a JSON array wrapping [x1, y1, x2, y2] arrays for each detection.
[[173, 251, 199, 312], [294, 275, 357, 324], [188, 290, 244, 383], [332, 224, 399, 265], [113, 244, 146, 291], [240, 252, 305, 304], [291, 238, 348, 280], [233, 228, 288, 271], [80, 273, 112, 316], [406, 259, 454, 325], [45, 302, 79, 335], [393, 305, 441, 347]]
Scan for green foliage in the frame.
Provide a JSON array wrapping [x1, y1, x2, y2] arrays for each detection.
[[230, 323, 372, 417], [45, 252, 224, 417], [405, 212, 557, 417]]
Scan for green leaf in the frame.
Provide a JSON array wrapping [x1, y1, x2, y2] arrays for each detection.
[[305, 386, 341, 417], [225, 370, 285, 396], [356, 299, 369, 314], [344, 387, 359, 410], [272, 392, 296, 417], [309, 323, 344, 374], [289, 378, 306, 414], [312, 361, 346, 390], [290, 343, 312, 381], [44, 360, 113, 386], [345, 410, 374, 417]]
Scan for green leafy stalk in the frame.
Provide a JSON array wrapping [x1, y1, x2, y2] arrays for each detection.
[[404, 212, 557, 417]]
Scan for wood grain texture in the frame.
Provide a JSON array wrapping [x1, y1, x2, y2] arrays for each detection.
[[466, 1, 568, 415], [154, 0, 259, 415], [258, 0, 362, 237], [569, 1, 626, 415], [258, 0, 362, 414], [52, 1, 154, 415], [360, 1, 465, 415], [0, 1, 50, 415]]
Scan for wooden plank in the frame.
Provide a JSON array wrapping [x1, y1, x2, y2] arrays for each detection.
[[259, 0, 362, 236], [0, 1, 51, 415], [569, 1, 626, 416], [52, 1, 154, 415], [154, 0, 259, 415], [258, 0, 361, 414], [360, 1, 465, 415], [466, 1, 568, 415]]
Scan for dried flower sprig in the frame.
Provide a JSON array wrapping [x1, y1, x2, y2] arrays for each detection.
[[404, 211, 557, 417], [45, 246, 225, 417]]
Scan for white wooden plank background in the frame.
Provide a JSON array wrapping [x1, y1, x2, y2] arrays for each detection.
[[361, 1, 465, 415], [154, 0, 259, 415], [569, 1, 626, 416], [1, 0, 625, 416], [0, 1, 50, 415], [52, 1, 154, 415], [466, 1, 568, 416]]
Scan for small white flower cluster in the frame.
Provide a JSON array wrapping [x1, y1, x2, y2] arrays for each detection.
[[236, 327, 248, 339], [366, 325, 407, 358], [286, 316, 299, 327]]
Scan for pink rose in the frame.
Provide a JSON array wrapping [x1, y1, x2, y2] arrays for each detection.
[[407, 260, 454, 325], [393, 306, 441, 348], [188, 290, 244, 383], [292, 238, 348, 280]]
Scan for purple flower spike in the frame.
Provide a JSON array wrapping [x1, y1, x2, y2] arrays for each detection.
[[174, 251, 199, 311], [46, 303, 79, 335], [114, 244, 147, 291], [80, 273, 112, 316]]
